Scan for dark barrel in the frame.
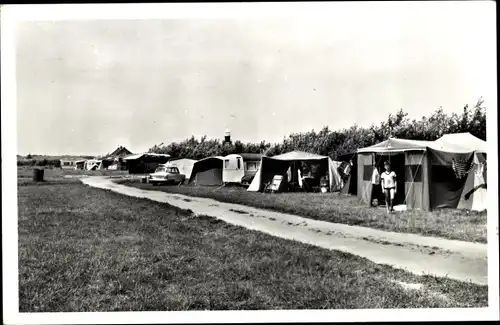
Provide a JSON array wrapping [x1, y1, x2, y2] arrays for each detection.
[[33, 168, 44, 182]]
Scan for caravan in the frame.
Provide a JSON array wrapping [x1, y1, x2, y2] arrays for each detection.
[[222, 153, 263, 185]]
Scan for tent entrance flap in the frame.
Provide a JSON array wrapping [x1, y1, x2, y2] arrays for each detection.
[[457, 152, 487, 211], [428, 149, 473, 209], [357, 153, 374, 204], [403, 151, 427, 210]]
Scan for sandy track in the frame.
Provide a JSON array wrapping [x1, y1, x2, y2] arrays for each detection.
[[81, 176, 488, 285]]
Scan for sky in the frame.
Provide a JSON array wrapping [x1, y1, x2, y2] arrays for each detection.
[[14, 2, 496, 156]]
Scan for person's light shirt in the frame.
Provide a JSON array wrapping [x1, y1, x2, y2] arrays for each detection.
[[381, 171, 397, 188]]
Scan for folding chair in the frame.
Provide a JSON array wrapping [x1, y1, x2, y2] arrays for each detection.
[[264, 175, 283, 193]]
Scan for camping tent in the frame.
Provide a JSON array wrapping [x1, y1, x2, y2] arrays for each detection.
[[188, 156, 225, 186], [357, 134, 487, 211], [434, 133, 487, 212], [124, 153, 171, 174], [434, 132, 487, 153], [85, 159, 103, 171], [247, 151, 343, 192], [165, 158, 197, 180]]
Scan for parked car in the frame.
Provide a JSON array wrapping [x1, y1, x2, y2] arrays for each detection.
[[148, 166, 185, 186]]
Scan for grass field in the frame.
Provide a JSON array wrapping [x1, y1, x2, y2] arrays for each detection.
[[117, 180, 487, 243], [18, 177, 487, 311]]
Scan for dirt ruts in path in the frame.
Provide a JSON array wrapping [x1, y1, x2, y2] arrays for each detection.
[[81, 177, 488, 285]]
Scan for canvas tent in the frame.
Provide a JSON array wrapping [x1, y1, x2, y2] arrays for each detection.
[[165, 158, 197, 180], [85, 159, 103, 170], [124, 153, 171, 174], [188, 156, 225, 186], [434, 132, 487, 153], [357, 133, 486, 211], [434, 133, 487, 212], [247, 151, 343, 192]]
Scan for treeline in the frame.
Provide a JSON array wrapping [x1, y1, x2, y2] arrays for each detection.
[[17, 159, 62, 167], [148, 97, 487, 160]]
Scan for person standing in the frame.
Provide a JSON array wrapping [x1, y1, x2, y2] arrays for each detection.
[[380, 160, 397, 213], [370, 166, 382, 206]]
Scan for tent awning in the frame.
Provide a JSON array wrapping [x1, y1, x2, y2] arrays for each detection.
[[123, 153, 171, 160], [357, 138, 432, 153], [269, 150, 329, 161]]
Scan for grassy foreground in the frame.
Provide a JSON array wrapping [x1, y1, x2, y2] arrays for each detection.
[[118, 180, 487, 243], [18, 179, 487, 311]]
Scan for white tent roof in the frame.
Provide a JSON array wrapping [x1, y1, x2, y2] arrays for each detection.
[[269, 150, 328, 161], [433, 133, 487, 153], [123, 153, 171, 160], [358, 134, 487, 154], [357, 138, 433, 153]]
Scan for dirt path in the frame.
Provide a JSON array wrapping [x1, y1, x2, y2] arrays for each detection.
[[81, 176, 488, 285]]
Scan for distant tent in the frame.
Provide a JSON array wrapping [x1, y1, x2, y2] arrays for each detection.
[[124, 153, 171, 174], [247, 151, 343, 192], [165, 158, 197, 180], [188, 157, 224, 186], [85, 159, 103, 171], [356, 134, 487, 211]]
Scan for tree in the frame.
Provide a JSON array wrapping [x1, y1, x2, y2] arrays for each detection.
[[147, 97, 486, 161], [234, 140, 244, 154]]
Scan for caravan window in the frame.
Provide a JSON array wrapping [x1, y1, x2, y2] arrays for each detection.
[[224, 159, 229, 168], [246, 162, 257, 171], [237, 157, 241, 169]]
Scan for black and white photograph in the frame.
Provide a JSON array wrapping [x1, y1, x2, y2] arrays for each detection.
[[2, 2, 498, 324]]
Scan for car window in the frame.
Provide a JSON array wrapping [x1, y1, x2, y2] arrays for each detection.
[[155, 167, 166, 173], [166, 167, 179, 173]]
